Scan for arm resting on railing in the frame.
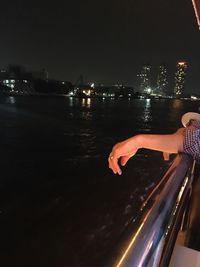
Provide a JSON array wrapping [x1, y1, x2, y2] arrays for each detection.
[[108, 128, 185, 175]]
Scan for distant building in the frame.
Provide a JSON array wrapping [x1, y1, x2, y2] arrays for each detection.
[[34, 79, 73, 94], [137, 65, 152, 94], [174, 61, 188, 96], [94, 84, 134, 98], [0, 65, 72, 95], [0, 69, 6, 79], [156, 64, 168, 96], [0, 65, 34, 94], [32, 68, 48, 81]]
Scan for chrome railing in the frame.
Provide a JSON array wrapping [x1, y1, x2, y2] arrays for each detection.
[[105, 154, 195, 267]]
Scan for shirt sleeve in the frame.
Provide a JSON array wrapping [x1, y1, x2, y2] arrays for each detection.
[[187, 119, 200, 129], [183, 126, 200, 160]]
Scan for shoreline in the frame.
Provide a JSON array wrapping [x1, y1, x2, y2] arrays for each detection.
[[0, 92, 199, 101]]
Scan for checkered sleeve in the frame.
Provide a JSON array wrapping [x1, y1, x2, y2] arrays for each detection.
[[188, 119, 200, 129], [183, 127, 200, 160]]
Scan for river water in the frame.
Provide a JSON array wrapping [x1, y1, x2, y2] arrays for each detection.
[[0, 96, 199, 267]]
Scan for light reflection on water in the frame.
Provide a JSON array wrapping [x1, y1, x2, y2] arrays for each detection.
[[69, 96, 74, 107], [8, 96, 16, 104], [80, 98, 93, 120], [171, 99, 184, 109], [81, 110, 93, 120], [64, 97, 200, 135], [81, 98, 91, 108], [168, 99, 185, 128], [142, 99, 152, 123]]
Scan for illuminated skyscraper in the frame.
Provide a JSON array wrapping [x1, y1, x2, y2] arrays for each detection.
[[174, 61, 188, 95], [137, 65, 152, 94], [156, 64, 168, 95]]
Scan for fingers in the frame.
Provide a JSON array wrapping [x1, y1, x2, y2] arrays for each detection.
[[120, 155, 132, 166], [108, 155, 122, 175], [108, 138, 138, 175], [108, 153, 133, 175]]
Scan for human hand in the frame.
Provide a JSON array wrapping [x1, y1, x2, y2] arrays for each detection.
[[108, 137, 139, 175]]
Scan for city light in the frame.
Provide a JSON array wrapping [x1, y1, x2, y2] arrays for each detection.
[[83, 89, 91, 96], [146, 88, 151, 94], [174, 61, 187, 95], [178, 62, 187, 66], [156, 64, 168, 96]]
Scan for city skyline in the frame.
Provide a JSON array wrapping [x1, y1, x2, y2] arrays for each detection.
[[1, 61, 197, 98], [136, 61, 189, 95], [0, 0, 200, 93], [0, 61, 189, 88]]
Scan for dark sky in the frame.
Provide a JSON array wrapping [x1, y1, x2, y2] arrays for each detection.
[[1, 0, 200, 93]]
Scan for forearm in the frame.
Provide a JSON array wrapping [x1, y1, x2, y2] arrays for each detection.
[[133, 133, 184, 154]]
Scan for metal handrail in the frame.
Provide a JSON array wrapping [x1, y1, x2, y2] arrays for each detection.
[[105, 154, 195, 267]]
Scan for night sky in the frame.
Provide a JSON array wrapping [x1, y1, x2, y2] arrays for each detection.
[[1, 0, 200, 93]]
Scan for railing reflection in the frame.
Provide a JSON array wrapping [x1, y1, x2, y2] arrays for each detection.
[[105, 154, 195, 267]]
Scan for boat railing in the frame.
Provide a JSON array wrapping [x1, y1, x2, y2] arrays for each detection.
[[105, 153, 196, 267]]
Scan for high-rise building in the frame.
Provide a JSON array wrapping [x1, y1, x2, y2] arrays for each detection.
[[137, 65, 152, 94], [174, 61, 188, 96], [156, 64, 168, 95]]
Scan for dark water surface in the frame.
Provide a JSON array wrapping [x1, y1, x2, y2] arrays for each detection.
[[0, 96, 199, 267]]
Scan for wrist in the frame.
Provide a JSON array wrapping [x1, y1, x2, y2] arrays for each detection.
[[130, 135, 143, 150]]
